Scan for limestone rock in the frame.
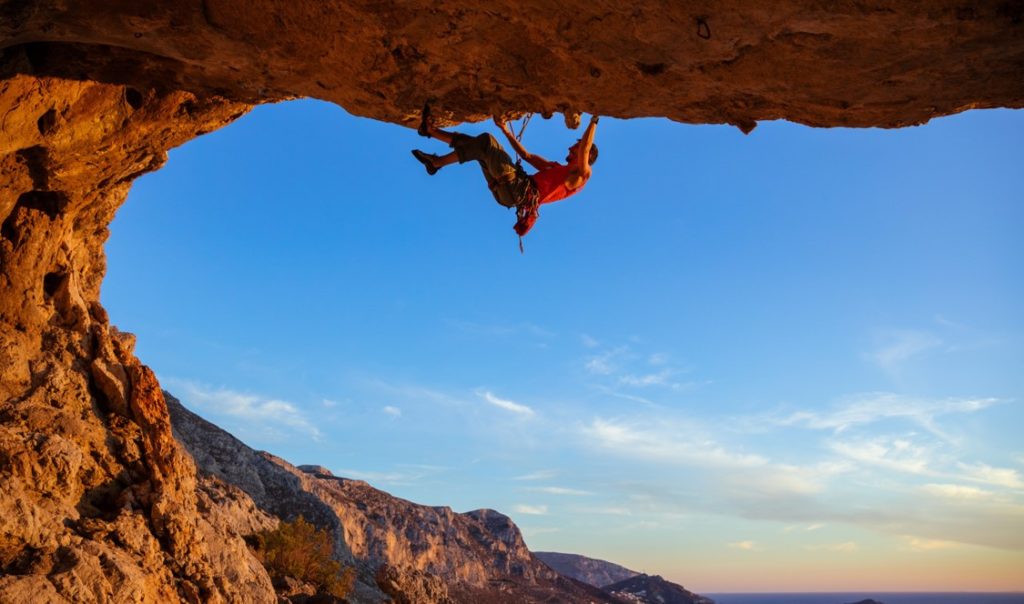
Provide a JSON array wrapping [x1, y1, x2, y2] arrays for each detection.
[[375, 564, 453, 604], [0, 345, 275, 602], [3, 2, 1022, 129], [298, 465, 335, 477]]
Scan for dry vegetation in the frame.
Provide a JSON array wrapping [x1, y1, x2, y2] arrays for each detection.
[[250, 516, 355, 599]]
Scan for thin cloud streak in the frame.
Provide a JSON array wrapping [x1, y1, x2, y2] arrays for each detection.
[[480, 391, 535, 417], [583, 418, 768, 469], [728, 541, 758, 551], [867, 329, 944, 373], [957, 462, 1024, 489], [514, 504, 548, 515], [920, 483, 994, 500], [169, 378, 320, 440], [526, 486, 594, 496], [773, 392, 998, 436], [514, 470, 558, 481], [593, 385, 658, 407], [829, 435, 933, 475]]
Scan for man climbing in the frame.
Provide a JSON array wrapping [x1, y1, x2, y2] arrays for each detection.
[[411, 106, 599, 238]]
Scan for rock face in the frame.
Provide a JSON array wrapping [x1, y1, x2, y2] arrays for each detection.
[[3, 2, 1023, 129], [168, 394, 618, 604], [535, 551, 641, 589], [1, 3, 1022, 602], [0, 74, 262, 603]]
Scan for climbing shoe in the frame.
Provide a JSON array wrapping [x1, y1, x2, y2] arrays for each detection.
[[417, 103, 432, 138], [411, 150, 439, 175]]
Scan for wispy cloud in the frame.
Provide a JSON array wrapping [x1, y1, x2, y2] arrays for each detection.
[[526, 486, 593, 496], [728, 540, 758, 551], [170, 379, 320, 440], [514, 469, 558, 481], [830, 437, 1024, 489], [904, 537, 961, 551], [868, 329, 944, 373], [585, 346, 627, 375], [956, 462, 1024, 489], [618, 369, 678, 388], [337, 469, 411, 483], [829, 435, 934, 475], [773, 392, 998, 436], [383, 405, 402, 418], [581, 334, 600, 348], [593, 385, 657, 407], [585, 343, 695, 392], [648, 352, 669, 366], [337, 464, 445, 486], [583, 418, 767, 469], [920, 483, 994, 500], [514, 504, 548, 515], [479, 391, 535, 417]]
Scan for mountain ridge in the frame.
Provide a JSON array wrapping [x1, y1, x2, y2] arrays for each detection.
[[167, 393, 624, 603], [535, 551, 641, 588]]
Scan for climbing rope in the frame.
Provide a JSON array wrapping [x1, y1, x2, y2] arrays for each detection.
[[510, 112, 534, 254], [512, 112, 533, 167]]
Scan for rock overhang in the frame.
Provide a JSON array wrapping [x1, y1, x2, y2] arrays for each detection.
[[3, 1, 1023, 130]]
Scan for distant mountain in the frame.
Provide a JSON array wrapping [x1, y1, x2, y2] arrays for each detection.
[[845, 600, 886, 604], [534, 552, 714, 604], [604, 573, 716, 604], [535, 551, 640, 588]]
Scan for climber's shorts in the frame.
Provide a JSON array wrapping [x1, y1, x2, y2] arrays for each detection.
[[450, 133, 536, 208]]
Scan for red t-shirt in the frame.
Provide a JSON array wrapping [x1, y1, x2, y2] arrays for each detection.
[[515, 163, 587, 237], [531, 163, 583, 204]]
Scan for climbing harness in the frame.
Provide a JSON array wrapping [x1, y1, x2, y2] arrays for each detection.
[[510, 112, 536, 253], [515, 196, 539, 254]]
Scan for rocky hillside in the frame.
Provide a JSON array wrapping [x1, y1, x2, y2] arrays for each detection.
[[535, 551, 640, 589], [168, 394, 617, 604], [604, 574, 715, 604]]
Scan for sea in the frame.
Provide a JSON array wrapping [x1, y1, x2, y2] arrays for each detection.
[[704, 594, 1024, 604]]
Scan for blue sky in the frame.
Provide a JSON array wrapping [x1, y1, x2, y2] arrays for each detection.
[[102, 101, 1023, 592]]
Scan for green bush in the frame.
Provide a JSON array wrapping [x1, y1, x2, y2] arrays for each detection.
[[252, 516, 355, 599]]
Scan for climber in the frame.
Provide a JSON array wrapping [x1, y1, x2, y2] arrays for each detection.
[[411, 105, 599, 237]]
